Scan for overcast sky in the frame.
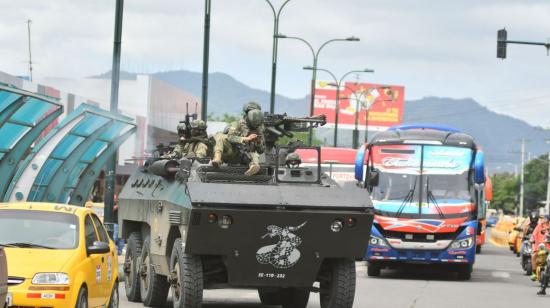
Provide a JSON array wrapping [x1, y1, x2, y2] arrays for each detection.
[[2, 0, 550, 127]]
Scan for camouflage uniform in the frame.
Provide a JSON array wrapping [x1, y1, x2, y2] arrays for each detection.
[[163, 120, 210, 160], [212, 102, 264, 176], [213, 119, 265, 165]]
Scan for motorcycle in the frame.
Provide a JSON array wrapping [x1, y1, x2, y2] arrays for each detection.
[[537, 235, 550, 295], [520, 237, 533, 276]]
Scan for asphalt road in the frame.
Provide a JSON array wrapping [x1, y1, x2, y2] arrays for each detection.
[[120, 230, 549, 307]]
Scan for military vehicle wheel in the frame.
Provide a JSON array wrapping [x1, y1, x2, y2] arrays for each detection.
[[258, 288, 281, 305], [281, 288, 310, 308], [367, 262, 381, 277], [170, 238, 203, 308], [457, 264, 472, 280], [140, 236, 169, 306], [124, 232, 142, 302], [319, 259, 355, 308]]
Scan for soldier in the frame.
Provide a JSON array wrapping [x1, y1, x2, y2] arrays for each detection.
[[163, 119, 210, 160], [212, 102, 265, 176]]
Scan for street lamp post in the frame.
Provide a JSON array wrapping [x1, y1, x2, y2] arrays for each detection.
[[265, 0, 292, 113], [333, 84, 369, 149], [276, 34, 360, 144], [304, 67, 374, 147], [201, 0, 211, 122]]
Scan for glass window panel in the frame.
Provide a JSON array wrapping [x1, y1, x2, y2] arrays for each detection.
[[34, 159, 63, 186], [72, 115, 110, 136], [66, 163, 88, 188], [27, 185, 46, 201], [0, 123, 30, 149], [99, 122, 126, 141], [10, 98, 55, 125], [81, 141, 108, 162], [0, 92, 22, 113], [51, 135, 85, 159]]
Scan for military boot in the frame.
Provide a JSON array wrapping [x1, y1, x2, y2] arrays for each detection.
[[212, 151, 222, 168], [244, 164, 260, 176]]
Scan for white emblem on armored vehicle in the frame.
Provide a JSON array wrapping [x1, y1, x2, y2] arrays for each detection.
[[256, 221, 307, 269]]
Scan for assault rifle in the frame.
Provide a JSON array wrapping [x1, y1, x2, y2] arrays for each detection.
[[177, 102, 199, 141], [263, 113, 326, 147]]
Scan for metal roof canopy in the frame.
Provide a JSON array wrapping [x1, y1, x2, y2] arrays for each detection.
[[5, 104, 136, 206], [0, 84, 63, 200]]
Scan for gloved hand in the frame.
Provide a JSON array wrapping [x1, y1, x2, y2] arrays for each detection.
[[244, 164, 260, 176]]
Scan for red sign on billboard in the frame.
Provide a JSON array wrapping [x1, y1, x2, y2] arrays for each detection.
[[313, 82, 405, 131]]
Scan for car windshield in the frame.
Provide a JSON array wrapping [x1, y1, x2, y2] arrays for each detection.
[[0, 210, 79, 249]]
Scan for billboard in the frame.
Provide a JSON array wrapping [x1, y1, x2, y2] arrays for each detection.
[[313, 81, 405, 131]]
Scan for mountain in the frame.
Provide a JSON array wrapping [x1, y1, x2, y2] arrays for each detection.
[[94, 70, 549, 170], [152, 70, 309, 116]]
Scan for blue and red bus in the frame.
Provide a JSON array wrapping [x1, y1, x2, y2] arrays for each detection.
[[355, 125, 487, 280]]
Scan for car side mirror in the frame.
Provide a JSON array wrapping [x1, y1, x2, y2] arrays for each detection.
[[87, 241, 110, 255], [366, 169, 380, 187]]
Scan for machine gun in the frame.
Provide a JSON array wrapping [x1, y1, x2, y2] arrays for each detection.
[[177, 102, 199, 142], [262, 113, 326, 147]]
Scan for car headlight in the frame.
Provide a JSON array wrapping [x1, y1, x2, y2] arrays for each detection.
[[450, 237, 473, 250], [369, 235, 387, 247], [32, 273, 69, 285]]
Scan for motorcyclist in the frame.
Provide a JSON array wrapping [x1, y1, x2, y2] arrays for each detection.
[[524, 211, 540, 237], [531, 215, 550, 280]]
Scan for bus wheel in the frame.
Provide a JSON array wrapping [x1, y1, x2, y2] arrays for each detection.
[[319, 259, 355, 308], [457, 264, 472, 280], [367, 262, 381, 277]]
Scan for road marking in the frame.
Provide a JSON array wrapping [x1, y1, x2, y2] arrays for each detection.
[[491, 271, 511, 278]]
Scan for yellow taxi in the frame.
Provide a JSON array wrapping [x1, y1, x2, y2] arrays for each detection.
[[0, 202, 118, 308]]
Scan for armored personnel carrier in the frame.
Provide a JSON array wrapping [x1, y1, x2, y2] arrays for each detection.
[[118, 114, 374, 308]]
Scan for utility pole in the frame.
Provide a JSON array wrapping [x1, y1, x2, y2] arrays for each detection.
[[519, 138, 525, 217], [104, 0, 124, 236], [27, 20, 33, 82], [201, 0, 211, 122]]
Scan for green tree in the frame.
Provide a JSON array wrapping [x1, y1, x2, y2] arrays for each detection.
[[524, 154, 549, 212], [491, 173, 519, 213]]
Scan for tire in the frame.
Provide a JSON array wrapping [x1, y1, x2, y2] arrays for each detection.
[[258, 288, 282, 305], [281, 288, 310, 308], [75, 287, 88, 308], [124, 232, 142, 302], [319, 259, 356, 308], [476, 245, 481, 254], [140, 237, 169, 306], [457, 264, 472, 280], [170, 238, 203, 308], [108, 282, 119, 308], [367, 262, 381, 277]]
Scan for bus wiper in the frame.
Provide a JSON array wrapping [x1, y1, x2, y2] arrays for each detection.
[[426, 177, 445, 219], [396, 176, 417, 218], [1, 242, 55, 249]]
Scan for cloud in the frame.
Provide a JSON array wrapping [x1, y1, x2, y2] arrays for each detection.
[[1, 0, 550, 126]]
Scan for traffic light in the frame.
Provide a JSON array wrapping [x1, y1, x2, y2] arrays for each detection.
[[497, 28, 507, 59]]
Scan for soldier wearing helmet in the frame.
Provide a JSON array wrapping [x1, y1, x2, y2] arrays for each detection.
[[163, 119, 210, 160], [212, 102, 265, 176]]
